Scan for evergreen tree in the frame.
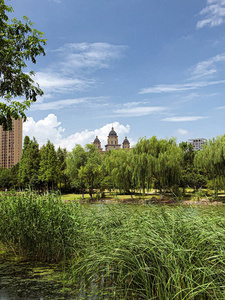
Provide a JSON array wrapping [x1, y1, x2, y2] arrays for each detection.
[[39, 140, 58, 190], [56, 147, 68, 191], [18, 136, 40, 189]]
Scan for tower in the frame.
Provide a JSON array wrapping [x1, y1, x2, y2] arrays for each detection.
[[105, 127, 121, 151], [0, 118, 23, 169], [122, 136, 130, 149], [93, 136, 103, 151]]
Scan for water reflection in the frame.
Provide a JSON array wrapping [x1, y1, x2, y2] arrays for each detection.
[[0, 289, 22, 300]]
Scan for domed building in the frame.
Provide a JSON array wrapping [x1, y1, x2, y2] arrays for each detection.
[[93, 127, 130, 152], [105, 127, 121, 151], [122, 137, 130, 149], [93, 136, 102, 151]]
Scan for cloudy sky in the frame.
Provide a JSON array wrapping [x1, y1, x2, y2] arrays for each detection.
[[9, 0, 225, 149]]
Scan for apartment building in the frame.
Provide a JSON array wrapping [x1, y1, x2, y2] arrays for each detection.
[[188, 138, 206, 151], [0, 118, 23, 169]]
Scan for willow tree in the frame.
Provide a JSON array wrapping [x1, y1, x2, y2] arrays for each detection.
[[66, 144, 87, 199], [0, 0, 46, 129], [195, 135, 225, 193], [132, 137, 183, 194], [105, 149, 135, 197]]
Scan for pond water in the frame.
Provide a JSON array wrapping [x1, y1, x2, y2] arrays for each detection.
[[0, 255, 81, 300], [0, 255, 113, 300]]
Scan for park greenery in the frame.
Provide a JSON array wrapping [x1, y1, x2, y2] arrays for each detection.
[[1, 134, 225, 203], [0, 0, 46, 130]]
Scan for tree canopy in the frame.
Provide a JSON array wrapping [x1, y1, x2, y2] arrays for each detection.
[[0, 0, 46, 129]]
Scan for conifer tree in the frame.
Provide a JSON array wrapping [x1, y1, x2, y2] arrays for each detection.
[[39, 140, 58, 190], [18, 136, 40, 189]]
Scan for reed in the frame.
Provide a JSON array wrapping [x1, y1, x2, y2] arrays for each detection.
[[1, 193, 225, 298], [73, 205, 225, 299], [0, 191, 81, 261]]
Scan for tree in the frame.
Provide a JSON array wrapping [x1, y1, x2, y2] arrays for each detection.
[[39, 140, 58, 190], [195, 135, 225, 193], [133, 137, 183, 195], [66, 144, 103, 200], [105, 149, 135, 197], [66, 144, 87, 199], [0, 0, 46, 129], [179, 142, 207, 192], [78, 144, 102, 199], [0, 167, 12, 189], [56, 147, 68, 191], [18, 136, 40, 189]]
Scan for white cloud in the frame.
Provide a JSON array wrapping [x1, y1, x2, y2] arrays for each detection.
[[23, 114, 132, 151], [190, 53, 225, 79], [176, 128, 188, 135], [216, 105, 225, 109], [113, 106, 167, 117], [33, 72, 94, 93], [139, 80, 225, 94], [23, 114, 65, 147], [162, 116, 208, 122], [197, 0, 225, 29], [55, 42, 127, 73], [30, 96, 107, 111]]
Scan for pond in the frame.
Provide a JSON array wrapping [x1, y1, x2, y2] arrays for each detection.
[[0, 255, 115, 299]]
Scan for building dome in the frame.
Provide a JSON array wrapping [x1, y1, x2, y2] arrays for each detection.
[[108, 127, 117, 137], [94, 136, 100, 143], [123, 137, 130, 144]]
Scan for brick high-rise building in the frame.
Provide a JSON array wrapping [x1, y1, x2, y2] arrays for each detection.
[[0, 118, 23, 169]]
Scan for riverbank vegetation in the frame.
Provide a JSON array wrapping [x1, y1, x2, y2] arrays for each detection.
[[0, 192, 225, 299]]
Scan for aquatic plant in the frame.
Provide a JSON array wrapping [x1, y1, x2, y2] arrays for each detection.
[[73, 205, 225, 299], [0, 191, 81, 261]]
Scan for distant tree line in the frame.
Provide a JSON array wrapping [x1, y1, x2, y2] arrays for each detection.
[[1, 134, 225, 196]]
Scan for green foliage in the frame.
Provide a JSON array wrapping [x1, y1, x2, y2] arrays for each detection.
[[132, 136, 183, 193], [66, 144, 87, 193], [73, 205, 225, 299], [0, 191, 81, 261], [105, 149, 135, 195], [0, 0, 46, 129], [39, 140, 58, 190], [195, 135, 225, 191], [66, 144, 103, 198], [56, 147, 68, 190], [18, 136, 40, 188]]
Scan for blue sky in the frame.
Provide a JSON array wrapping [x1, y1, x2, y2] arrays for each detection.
[[9, 0, 225, 150]]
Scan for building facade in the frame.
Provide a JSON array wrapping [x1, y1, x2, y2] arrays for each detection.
[[93, 127, 130, 152], [188, 138, 206, 151], [0, 118, 23, 169]]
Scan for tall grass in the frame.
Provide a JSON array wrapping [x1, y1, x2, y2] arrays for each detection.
[[1, 193, 225, 299], [73, 205, 225, 299], [0, 191, 81, 261]]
